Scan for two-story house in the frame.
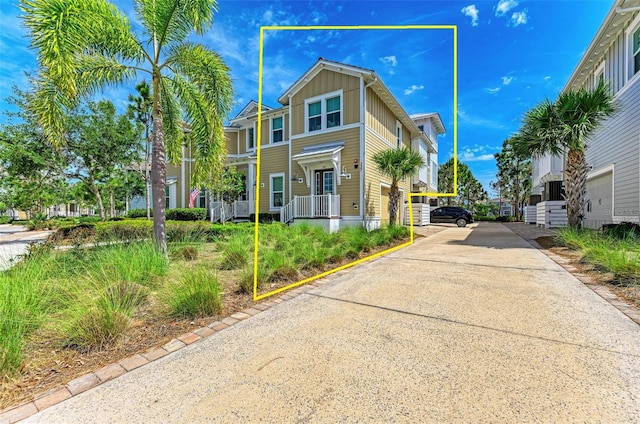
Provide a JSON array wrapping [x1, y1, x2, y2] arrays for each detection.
[[531, 0, 640, 228], [216, 58, 443, 230], [150, 58, 444, 231]]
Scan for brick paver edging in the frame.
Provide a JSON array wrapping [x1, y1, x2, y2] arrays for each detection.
[[525, 238, 640, 326], [0, 279, 338, 424]]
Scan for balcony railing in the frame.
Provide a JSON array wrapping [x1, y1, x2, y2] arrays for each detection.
[[281, 194, 340, 224], [210, 200, 254, 223]]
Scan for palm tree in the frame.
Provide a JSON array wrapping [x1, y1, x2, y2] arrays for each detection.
[[128, 81, 153, 221], [21, 0, 233, 254], [516, 80, 616, 228], [372, 146, 425, 226]]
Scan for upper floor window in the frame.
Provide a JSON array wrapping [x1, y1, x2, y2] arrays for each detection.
[[271, 116, 284, 143], [396, 122, 402, 148], [247, 126, 255, 151], [633, 27, 640, 76], [305, 90, 342, 133], [417, 125, 424, 132]]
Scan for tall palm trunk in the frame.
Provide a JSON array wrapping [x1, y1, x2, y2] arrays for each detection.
[[151, 73, 167, 255], [565, 148, 588, 229], [389, 182, 400, 226]]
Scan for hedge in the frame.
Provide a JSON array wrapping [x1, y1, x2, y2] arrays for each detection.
[[0, 216, 10, 224], [127, 209, 152, 218], [166, 208, 207, 221]]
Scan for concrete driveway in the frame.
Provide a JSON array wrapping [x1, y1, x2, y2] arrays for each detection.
[[19, 222, 640, 422]]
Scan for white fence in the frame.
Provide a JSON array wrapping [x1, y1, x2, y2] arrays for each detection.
[[536, 201, 568, 228]]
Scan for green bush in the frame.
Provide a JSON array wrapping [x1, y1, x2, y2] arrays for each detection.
[[474, 215, 496, 221], [166, 208, 207, 221], [249, 213, 280, 223], [602, 222, 640, 240], [127, 209, 151, 219], [167, 221, 209, 243], [218, 232, 252, 270], [95, 220, 153, 242], [0, 216, 10, 224]]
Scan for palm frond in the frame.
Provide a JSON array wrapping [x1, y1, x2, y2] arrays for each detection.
[[135, 0, 218, 50], [158, 78, 184, 164], [372, 147, 426, 184]]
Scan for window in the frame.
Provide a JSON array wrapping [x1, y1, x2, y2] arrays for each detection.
[[247, 126, 255, 151], [326, 96, 340, 128], [396, 122, 402, 148], [323, 171, 334, 194], [165, 186, 170, 208], [272, 116, 284, 143], [270, 174, 284, 209], [308, 101, 321, 132], [634, 27, 640, 76], [594, 61, 605, 87], [417, 125, 424, 132], [305, 90, 342, 133], [198, 189, 207, 209]]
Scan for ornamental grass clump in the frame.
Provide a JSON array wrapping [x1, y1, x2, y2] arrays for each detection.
[[163, 267, 223, 317]]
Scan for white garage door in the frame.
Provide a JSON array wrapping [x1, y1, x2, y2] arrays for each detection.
[[585, 171, 613, 229]]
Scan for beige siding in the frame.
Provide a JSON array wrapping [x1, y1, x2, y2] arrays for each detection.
[[257, 144, 289, 213], [226, 131, 238, 155], [402, 126, 411, 149], [366, 87, 397, 143], [290, 70, 360, 135], [290, 127, 361, 217], [364, 132, 411, 220], [166, 163, 186, 207], [238, 128, 247, 154]]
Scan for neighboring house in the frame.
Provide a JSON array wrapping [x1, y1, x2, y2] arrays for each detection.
[[531, 0, 640, 228], [144, 58, 445, 230]]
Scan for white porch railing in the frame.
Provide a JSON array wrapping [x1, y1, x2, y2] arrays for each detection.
[[210, 200, 254, 223], [281, 194, 340, 224]]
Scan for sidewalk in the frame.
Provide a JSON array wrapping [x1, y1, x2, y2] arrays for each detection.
[[0, 225, 53, 271], [7, 222, 640, 422]]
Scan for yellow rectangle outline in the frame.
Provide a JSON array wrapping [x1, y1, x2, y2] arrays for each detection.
[[253, 25, 458, 301]]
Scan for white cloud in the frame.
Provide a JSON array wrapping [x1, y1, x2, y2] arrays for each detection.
[[461, 5, 480, 27], [459, 145, 498, 162], [510, 10, 528, 26], [501, 76, 514, 85], [485, 87, 501, 94], [380, 55, 398, 67], [404, 84, 425, 95], [458, 109, 506, 130], [543, 76, 551, 81], [495, 0, 518, 17]]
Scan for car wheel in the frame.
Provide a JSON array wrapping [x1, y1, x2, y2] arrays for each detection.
[[456, 218, 467, 227]]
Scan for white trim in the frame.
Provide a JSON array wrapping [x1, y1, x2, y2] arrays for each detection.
[[359, 75, 365, 222], [290, 122, 360, 140], [260, 141, 289, 150], [180, 146, 185, 208], [269, 172, 285, 211], [365, 126, 397, 149], [625, 13, 640, 85], [246, 123, 256, 153], [270, 115, 285, 144], [304, 89, 343, 134], [396, 120, 403, 149], [288, 95, 293, 204], [587, 163, 614, 179]]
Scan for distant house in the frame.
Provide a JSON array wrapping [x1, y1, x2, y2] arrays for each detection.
[[531, 0, 640, 228], [156, 58, 445, 230]]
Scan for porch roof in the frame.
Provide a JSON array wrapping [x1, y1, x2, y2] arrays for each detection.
[[291, 141, 344, 160]]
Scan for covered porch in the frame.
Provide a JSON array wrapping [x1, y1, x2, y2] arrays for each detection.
[[280, 194, 340, 224]]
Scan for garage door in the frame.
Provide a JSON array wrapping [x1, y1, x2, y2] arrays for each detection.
[[585, 171, 613, 229]]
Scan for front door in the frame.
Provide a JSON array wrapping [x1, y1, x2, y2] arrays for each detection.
[[314, 169, 334, 195]]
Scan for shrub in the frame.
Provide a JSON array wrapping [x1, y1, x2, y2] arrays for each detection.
[[249, 213, 280, 223], [65, 306, 131, 351], [163, 267, 223, 317], [167, 221, 210, 243], [238, 265, 271, 294], [52, 223, 97, 245], [166, 208, 207, 221], [126, 209, 151, 219], [0, 216, 10, 224], [94, 220, 153, 242], [602, 222, 640, 240], [496, 216, 510, 222]]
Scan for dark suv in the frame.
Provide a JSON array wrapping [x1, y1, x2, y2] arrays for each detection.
[[430, 206, 474, 227]]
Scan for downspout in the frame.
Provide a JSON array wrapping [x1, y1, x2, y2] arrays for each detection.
[[288, 95, 293, 204], [361, 77, 377, 227]]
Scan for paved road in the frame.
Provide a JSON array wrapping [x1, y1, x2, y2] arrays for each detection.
[[21, 223, 640, 422], [0, 225, 53, 271]]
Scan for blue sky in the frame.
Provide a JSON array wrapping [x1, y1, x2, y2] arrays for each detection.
[[0, 0, 613, 194]]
